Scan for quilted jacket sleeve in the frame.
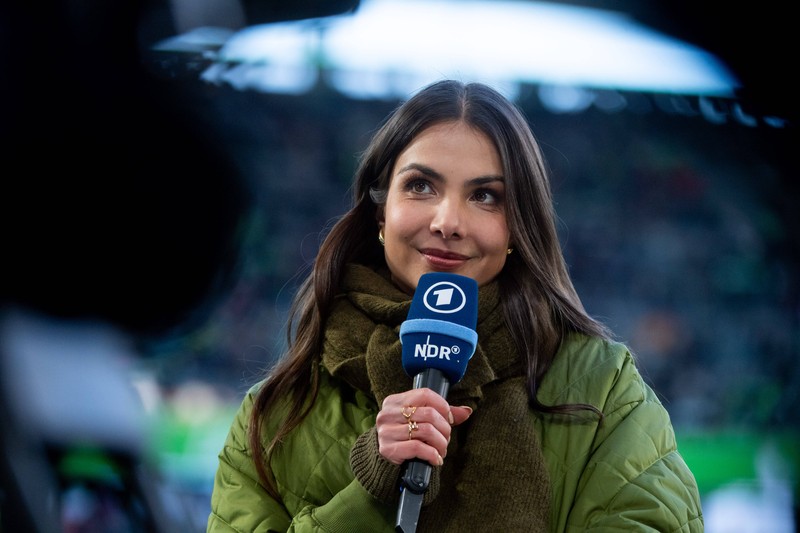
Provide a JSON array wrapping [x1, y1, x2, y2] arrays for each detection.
[[541, 336, 704, 532], [206, 394, 292, 533], [207, 382, 396, 533]]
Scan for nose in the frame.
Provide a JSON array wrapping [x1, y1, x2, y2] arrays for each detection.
[[429, 198, 462, 239]]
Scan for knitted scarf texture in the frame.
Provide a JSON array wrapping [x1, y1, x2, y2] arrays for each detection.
[[321, 264, 551, 532]]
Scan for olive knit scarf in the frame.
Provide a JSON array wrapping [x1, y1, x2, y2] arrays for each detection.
[[321, 264, 551, 532]]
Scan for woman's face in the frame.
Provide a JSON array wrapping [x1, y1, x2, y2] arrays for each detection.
[[380, 120, 511, 294]]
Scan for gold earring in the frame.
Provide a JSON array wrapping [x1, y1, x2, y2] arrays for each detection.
[[378, 228, 385, 246], [506, 248, 513, 255]]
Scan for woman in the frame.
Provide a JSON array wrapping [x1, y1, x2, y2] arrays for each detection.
[[207, 80, 703, 532]]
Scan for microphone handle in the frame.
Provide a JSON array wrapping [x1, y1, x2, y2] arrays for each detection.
[[413, 367, 450, 398], [396, 368, 451, 532], [404, 368, 452, 491]]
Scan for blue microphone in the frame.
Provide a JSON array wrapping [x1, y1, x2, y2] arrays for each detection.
[[396, 272, 478, 533], [400, 272, 478, 387]]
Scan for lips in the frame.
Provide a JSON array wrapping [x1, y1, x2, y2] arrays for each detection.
[[420, 248, 469, 269]]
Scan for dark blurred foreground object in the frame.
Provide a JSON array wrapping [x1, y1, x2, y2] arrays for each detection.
[[0, 1, 358, 531], [0, 0, 246, 338], [0, 0, 359, 339]]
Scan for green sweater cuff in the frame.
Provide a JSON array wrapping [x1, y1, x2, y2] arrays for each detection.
[[350, 426, 402, 504], [349, 426, 441, 505]]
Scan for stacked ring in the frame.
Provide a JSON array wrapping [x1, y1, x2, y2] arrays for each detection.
[[408, 420, 419, 440], [402, 406, 417, 419]]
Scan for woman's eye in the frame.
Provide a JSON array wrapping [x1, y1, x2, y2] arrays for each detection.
[[409, 179, 432, 193], [473, 189, 498, 204]]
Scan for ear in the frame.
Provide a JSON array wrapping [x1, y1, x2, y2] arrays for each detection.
[[376, 206, 385, 225]]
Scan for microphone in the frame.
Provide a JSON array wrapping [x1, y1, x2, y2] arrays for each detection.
[[395, 272, 478, 533]]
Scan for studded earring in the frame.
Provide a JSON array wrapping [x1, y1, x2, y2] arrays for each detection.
[[506, 248, 513, 255], [378, 228, 385, 246]]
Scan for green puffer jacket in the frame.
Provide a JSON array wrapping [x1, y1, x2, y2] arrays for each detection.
[[207, 334, 703, 532]]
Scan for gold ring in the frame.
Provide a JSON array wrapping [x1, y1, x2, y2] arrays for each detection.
[[402, 406, 417, 419], [408, 420, 419, 440]]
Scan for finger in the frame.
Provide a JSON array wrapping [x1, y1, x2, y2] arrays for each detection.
[[405, 440, 444, 467], [449, 405, 473, 426], [381, 389, 453, 426], [382, 388, 451, 414], [378, 438, 443, 467], [378, 413, 449, 453], [409, 406, 452, 444], [377, 423, 446, 466], [405, 418, 449, 455], [412, 388, 452, 414], [376, 404, 450, 448]]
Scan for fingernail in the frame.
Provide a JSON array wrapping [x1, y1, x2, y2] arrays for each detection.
[[437, 453, 444, 466], [448, 411, 455, 425], [461, 406, 473, 416]]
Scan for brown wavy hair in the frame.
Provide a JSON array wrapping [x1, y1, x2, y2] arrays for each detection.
[[248, 79, 611, 496]]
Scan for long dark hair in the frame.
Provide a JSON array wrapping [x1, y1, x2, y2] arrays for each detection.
[[249, 79, 611, 496]]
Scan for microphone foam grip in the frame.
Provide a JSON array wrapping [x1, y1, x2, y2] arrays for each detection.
[[400, 273, 478, 384]]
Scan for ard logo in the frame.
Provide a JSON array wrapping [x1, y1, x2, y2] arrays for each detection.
[[422, 281, 466, 314]]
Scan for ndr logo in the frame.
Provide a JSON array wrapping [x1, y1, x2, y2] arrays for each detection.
[[422, 281, 466, 314], [415, 334, 460, 361]]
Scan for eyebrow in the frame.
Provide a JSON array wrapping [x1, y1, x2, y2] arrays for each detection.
[[396, 162, 505, 186]]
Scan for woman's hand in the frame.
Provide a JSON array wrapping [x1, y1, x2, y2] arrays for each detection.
[[376, 388, 472, 466]]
